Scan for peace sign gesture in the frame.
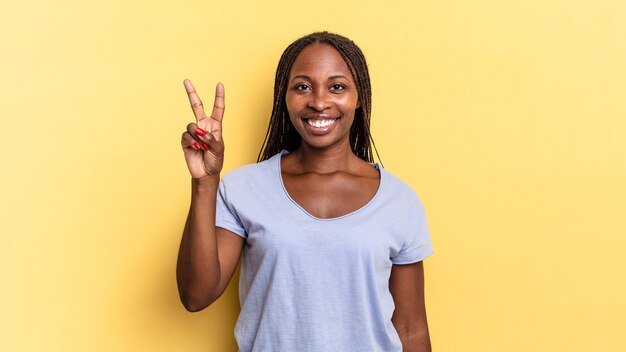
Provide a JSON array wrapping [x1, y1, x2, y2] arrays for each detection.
[[181, 79, 226, 180]]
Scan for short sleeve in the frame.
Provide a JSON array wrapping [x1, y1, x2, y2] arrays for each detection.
[[391, 202, 434, 265], [215, 180, 247, 238]]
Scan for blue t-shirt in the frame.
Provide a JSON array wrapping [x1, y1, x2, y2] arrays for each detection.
[[216, 151, 433, 352]]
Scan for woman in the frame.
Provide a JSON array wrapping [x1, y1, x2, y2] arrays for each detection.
[[177, 32, 433, 352]]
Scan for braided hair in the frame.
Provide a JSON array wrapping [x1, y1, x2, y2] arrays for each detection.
[[257, 31, 381, 163]]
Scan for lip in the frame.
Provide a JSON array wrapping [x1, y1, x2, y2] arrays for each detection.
[[301, 116, 341, 135]]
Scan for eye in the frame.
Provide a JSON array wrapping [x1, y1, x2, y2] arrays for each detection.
[[330, 83, 345, 92], [294, 83, 311, 92]]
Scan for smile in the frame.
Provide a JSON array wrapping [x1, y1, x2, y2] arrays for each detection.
[[305, 118, 338, 128]]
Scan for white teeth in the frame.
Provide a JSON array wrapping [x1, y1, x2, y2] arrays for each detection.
[[307, 119, 337, 128]]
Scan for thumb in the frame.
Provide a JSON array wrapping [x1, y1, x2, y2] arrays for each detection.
[[202, 131, 224, 154]]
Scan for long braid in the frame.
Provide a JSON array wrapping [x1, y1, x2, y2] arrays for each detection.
[[258, 32, 381, 165]]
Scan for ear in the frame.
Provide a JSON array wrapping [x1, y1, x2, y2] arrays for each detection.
[[356, 99, 362, 109]]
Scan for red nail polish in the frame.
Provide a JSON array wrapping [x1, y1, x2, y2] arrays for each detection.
[[196, 128, 206, 136], [193, 142, 200, 150], [202, 144, 209, 151]]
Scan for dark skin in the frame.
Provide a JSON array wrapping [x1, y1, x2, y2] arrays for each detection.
[[176, 43, 431, 351], [281, 43, 379, 218]]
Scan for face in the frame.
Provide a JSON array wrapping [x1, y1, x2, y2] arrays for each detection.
[[285, 43, 361, 151]]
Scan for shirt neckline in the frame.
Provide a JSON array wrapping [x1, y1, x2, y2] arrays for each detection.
[[276, 150, 384, 221]]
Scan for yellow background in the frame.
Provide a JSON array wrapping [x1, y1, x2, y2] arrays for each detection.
[[1, 0, 625, 351]]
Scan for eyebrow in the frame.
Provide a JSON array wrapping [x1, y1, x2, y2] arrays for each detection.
[[290, 74, 350, 82]]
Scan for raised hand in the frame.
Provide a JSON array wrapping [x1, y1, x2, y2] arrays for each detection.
[[181, 79, 225, 179]]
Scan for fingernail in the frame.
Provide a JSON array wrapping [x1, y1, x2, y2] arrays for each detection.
[[202, 143, 209, 151], [193, 142, 200, 150], [196, 128, 206, 136]]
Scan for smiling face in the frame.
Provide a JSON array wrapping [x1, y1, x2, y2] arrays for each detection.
[[285, 43, 361, 152]]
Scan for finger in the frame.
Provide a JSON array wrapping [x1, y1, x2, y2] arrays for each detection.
[[186, 122, 215, 150], [182, 132, 201, 150], [210, 82, 225, 122], [183, 79, 206, 123], [202, 131, 224, 154], [187, 122, 210, 143]]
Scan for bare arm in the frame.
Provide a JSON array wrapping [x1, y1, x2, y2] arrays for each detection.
[[390, 261, 432, 352], [175, 80, 244, 312], [176, 178, 245, 311]]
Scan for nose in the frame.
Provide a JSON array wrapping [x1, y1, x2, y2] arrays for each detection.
[[306, 90, 331, 111]]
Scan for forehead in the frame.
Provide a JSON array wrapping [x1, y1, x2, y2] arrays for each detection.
[[289, 43, 354, 79]]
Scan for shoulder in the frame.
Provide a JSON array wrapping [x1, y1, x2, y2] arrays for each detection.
[[217, 153, 285, 215], [221, 153, 280, 185], [378, 167, 426, 212], [380, 167, 423, 200]]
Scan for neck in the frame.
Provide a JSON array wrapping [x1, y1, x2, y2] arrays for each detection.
[[290, 143, 361, 174]]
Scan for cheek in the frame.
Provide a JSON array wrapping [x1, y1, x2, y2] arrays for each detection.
[[284, 98, 302, 127], [341, 97, 360, 115], [338, 91, 360, 108], [285, 94, 299, 117]]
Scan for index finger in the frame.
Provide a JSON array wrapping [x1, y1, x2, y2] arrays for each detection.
[[210, 82, 225, 122], [183, 79, 205, 122]]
